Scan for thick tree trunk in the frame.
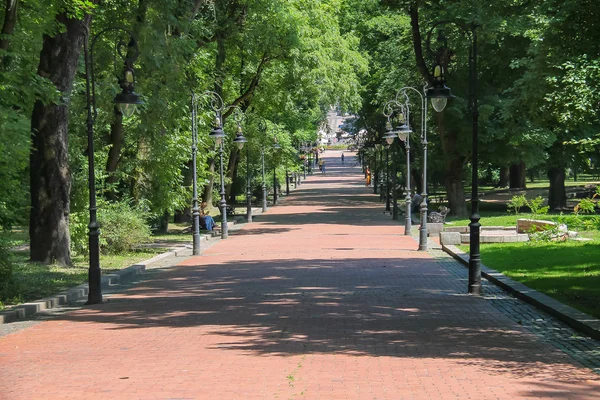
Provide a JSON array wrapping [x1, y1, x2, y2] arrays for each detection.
[[499, 166, 509, 187], [104, 0, 147, 194], [29, 11, 92, 266], [409, 5, 466, 217], [0, 0, 18, 51], [509, 161, 526, 189], [436, 113, 467, 217], [225, 147, 239, 201], [1, 0, 19, 67], [547, 167, 567, 211]]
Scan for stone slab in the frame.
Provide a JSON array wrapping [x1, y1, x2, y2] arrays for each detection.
[[517, 218, 556, 233], [427, 223, 444, 237], [439, 231, 462, 245]]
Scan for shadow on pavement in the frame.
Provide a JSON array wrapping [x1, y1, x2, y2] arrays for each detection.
[[54, 255, 598, 390]]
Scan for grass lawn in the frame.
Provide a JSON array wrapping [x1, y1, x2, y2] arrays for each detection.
[[458, 237, 600, 319], [0, 225, 192, 309], [0, 249, 164, 309]]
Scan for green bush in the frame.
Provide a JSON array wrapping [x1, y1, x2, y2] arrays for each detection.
[[69, 211, 89, 257], [0, 241, 13, 284], [99, 201, 152, 254], [0, 240, 14, 307], [71, 201, 152, 255], [507, 194, 527, 215]]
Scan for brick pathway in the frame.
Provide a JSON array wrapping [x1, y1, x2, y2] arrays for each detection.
[[1, 151, 600, 399]]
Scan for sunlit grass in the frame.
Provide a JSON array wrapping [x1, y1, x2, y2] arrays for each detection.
[[458, 237, 600, 319], [1, 249, 163, 309]]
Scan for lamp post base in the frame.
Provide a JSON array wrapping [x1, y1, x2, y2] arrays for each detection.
[[192, 233, 201, 255]]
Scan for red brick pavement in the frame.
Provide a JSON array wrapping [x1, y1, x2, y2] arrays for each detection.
[[1, 151, 599, 399]]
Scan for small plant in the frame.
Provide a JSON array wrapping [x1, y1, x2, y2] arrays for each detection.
[[507, 195, 549, 220], [527, 196, 550, 220], [574, 186, 599, 215], [507, 194, 527, 215]]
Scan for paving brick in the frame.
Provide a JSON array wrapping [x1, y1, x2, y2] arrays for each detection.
[[0, 151, 599, 399]]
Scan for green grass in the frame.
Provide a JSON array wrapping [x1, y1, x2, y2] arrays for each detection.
[[0, 228, 28, 246], [0, 222, 198, 308], [0, 249, 164, 309], [446, 212, 521, 227], [458, 237, 600, 319]]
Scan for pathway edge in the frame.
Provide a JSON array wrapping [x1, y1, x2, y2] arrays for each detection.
[[442, 244, 600, 341]]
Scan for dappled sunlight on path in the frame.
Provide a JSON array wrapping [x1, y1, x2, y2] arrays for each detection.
[[1, 151, 599, 399]]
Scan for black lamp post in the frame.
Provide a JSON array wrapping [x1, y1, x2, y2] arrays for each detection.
[[259, 120, 268, 212], [384, 100, 412, 233], [396, 117, 413, 236], [208, 97, 246, 240], [425, 21, 481, 295], [190, 93, 202, 255], [273, 137, 281, 205], [246, 143, 252, 223], [84, 27, 143, 305], [385, 144, 391, 212]]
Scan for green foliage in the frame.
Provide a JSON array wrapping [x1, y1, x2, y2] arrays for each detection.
[[71, 200, 153, 256], [98, 200, 152, 254], [528, 196, 549, 219], [69, 211, 89, 257], [0, 240, 14, 288], [574, 187, 599, 215], [507, 195, 527, 215]]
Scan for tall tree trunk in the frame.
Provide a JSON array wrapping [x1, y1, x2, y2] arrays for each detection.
[[1, 0, 19, 67], [547, 143, 567, 211], [509, 161, 526, 189], [548, 167, 567, 211], [499, 166, 509, 187], [104, 0, 147, 196], [203, 33, 226, 207], [436, 113, 468, 216], [29, 11, 92, 266], [409, 5, 466, 217]]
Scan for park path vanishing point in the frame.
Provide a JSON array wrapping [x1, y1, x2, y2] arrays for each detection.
[[1, 150, 599, 399]]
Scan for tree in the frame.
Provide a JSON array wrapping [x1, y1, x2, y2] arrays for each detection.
[[30, 2, 96, 265]]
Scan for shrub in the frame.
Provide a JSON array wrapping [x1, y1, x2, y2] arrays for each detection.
[[98, 200, 152, 254], [507, 194, 527, 215], [70, 211, 89, 257], [0, 240, 14, 307], [0, 240, 13, 284]]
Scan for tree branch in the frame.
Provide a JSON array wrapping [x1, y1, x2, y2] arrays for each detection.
[[409, 3, 432, 84], [223, 52, 270, 118]]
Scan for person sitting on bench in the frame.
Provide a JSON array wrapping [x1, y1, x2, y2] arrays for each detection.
[[199, 202, 216, 231]]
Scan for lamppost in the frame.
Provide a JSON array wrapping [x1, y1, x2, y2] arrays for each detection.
[[385, 143, 391, 213], [84, 27, 143, 304], [208, 95, 247, 240], [272, 137, 281, 205], [259, 119, 268, 212], [398, 86, 429, 250], [190, 93, 202, 255], [425, 21, 480, 294], [246, 141, 252, 223], [384, 101, 413, 235]]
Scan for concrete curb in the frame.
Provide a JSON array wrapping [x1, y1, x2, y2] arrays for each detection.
[[0, 246, 189, 325], [442, 244, 600, 341]]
